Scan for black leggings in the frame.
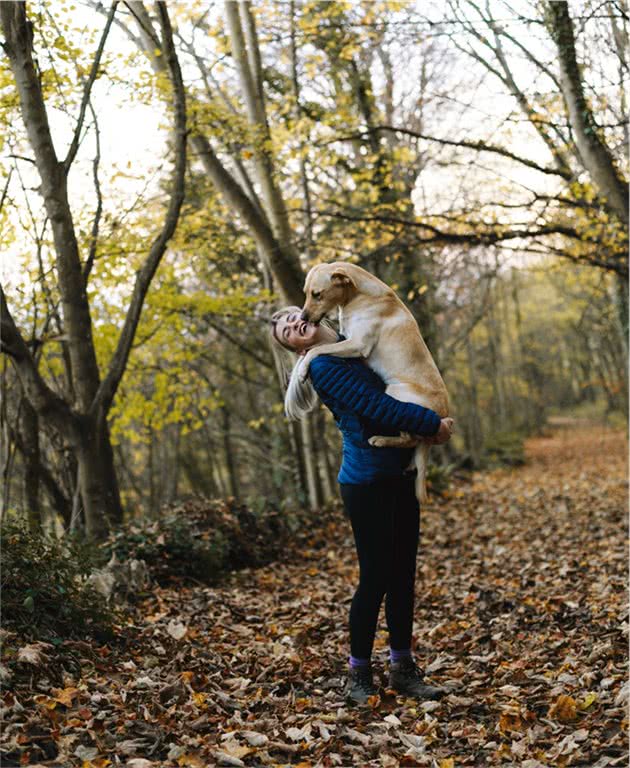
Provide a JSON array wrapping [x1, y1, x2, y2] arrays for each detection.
[[340, 473, 420, 659]]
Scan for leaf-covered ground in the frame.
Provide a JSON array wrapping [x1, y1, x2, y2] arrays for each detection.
[[2, 422, 628, 767]]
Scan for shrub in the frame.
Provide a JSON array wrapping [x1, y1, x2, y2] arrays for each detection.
[[484, 430, 526, 466], [0, 520, 114, 641], [427, 462, 456, 495], [105, 497, 294, 585]]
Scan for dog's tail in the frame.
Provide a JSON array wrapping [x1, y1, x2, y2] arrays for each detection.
[[413, 443, 430, 505]]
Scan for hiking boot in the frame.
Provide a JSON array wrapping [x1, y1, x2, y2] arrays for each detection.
[[344, 665, 378, 705], [389, 657, 446, 700]]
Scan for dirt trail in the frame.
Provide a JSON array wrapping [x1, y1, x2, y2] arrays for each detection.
[[4, 424, 628, 767]]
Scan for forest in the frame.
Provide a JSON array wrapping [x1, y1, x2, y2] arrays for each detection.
[[0, 1, 628, 767]]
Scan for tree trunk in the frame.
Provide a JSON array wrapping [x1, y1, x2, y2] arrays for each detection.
[[76, 418, 123, 539], [166, 424, 180, 504], [222, 407, 240, 499], [1, 430, 15, 523], [486, 298, 507, 428], [547, 1, 629, 225], [225, 1, 299, 262], [20, 398, 41, 531], [316, 408, 335, 503], [465, 335, 483, 466], [612, 274, 629, 357], [148, 428, 156, 516], [300, 415, 322, 510]]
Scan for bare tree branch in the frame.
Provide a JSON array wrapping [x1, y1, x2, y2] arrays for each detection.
[[106, 0, 304, 304], [547, 1, 629, 225], [92, 1, 187, 416], [0, 285, 78, 440], [63, 1, 118, 170], [319, 125, 575, 180], [308, 208, 582, 245], [83, 99, 102, 282], [0, 168, 13, 216]]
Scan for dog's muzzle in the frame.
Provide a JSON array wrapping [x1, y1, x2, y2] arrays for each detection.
[[301, 310, 316, 324]]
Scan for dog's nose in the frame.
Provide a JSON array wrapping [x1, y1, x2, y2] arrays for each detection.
[[300, 310, 309, 321]]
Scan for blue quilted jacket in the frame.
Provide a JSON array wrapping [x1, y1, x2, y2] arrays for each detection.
[[308, 355, 441, 485]]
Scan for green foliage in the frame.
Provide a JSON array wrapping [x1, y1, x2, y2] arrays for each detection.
[[107, 516, 227, 584], [484, 430, 526, 467], [105, 498, 295, 585], [0, 520, 114, 641], [426, 462, 456, 495]]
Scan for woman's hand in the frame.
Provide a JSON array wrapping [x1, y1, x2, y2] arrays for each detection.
[[426, 417, 454, 445]]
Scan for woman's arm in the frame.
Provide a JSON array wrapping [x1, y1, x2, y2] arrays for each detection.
[[308, 356, 441, 437]]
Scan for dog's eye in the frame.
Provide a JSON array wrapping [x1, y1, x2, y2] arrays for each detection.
[[312, 291, 321, 300]]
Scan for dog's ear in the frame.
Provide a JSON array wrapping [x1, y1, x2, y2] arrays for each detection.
[[330, 268, 354, 287]]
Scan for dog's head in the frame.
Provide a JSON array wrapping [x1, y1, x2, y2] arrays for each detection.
[[301, 263, 355, 323]]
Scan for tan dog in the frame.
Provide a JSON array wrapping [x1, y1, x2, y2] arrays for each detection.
[[300, 261, 450, 504]]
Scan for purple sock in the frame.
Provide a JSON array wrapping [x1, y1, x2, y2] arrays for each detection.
[[349, 655, 370, 669], [390, 648, 412, 663]]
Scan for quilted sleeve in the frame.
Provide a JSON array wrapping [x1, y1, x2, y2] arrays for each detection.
[[309, 356, 441, 436]]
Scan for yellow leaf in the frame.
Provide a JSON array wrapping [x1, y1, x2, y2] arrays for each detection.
[[192, 692, 207, 708], [578, 692, 598, 710], [440, 760, 456, 768], [34, 694, 57, 710], [177, 754, 206, 768], [51, 686, 79, 707], [549, 694, 577, 722]]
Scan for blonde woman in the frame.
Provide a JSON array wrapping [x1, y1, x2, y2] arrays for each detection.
[[271, 307, 452, 704]]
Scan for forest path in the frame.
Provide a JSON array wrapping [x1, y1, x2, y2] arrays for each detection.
[[8, 423, 628, 767]]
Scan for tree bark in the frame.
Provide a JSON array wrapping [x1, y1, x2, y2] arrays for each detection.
[[300, 416, 322, 510], [76, 420, 123, 538], [465, 335, 483, 467], [225, 1, 304, 303], [547, 2, 629, 225], [19, 398, 41, 531], [222, 407, 240, 499]]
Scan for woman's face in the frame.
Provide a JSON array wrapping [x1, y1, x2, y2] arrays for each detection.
[[273, 309, 332, 353]]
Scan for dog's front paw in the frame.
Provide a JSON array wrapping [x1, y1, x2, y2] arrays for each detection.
[[368, 436, 390, 448]]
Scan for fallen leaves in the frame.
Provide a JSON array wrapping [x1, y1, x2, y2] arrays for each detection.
[[549, 693, 578, 722], [1, 424, 627, 766], [16, 642, 52, 666], [50, 686, 80, 707]]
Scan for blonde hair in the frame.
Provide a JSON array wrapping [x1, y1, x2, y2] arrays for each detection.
[[269, 307, 319, 421]]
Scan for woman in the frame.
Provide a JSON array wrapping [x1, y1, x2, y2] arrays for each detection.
[[270, 306, 453, 704]]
